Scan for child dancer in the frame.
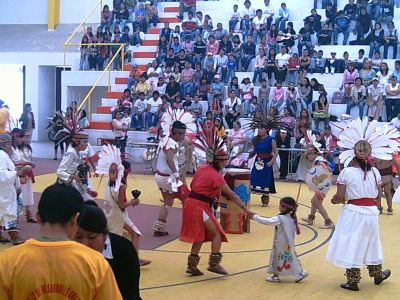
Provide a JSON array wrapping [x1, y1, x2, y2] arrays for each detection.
[[300, 131, 334, 229], [252, 197, 308, 283]]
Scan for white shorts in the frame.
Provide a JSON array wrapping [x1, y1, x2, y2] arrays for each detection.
[[202, 211, 210, 222], [155, 174, 174, 193]]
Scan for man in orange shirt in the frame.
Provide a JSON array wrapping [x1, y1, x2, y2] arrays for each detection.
[[0, 184, 122, 300], [127, 63, 143, 90]]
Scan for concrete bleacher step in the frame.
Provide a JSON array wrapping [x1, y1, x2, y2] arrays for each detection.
[[133, 52, 156, 59], [92, 113, 112, 122], [86, 129, 157, 145], [164, 7, 180, 13], [129, 46, 157, 53], [88, 121, 113, 130], [106, 91, 123, 98], [115, 77, 128, 84], [96, 106, 113, 114], [102, 98, 118, 106], [143, 40, 158, 46], [124, 64, 148, 71], [111, 84, 127, 92], [159, 16, 181, 23]]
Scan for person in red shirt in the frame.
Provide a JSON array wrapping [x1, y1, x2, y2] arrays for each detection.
[[178, 0, 196, 20], [180, 127, 252, 276]]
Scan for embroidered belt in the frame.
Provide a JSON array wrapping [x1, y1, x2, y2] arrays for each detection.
[[347, 198, 376, 206]]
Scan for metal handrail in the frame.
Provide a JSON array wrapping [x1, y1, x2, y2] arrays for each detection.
[[77, 44, 125, 119]]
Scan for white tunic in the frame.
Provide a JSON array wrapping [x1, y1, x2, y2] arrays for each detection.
[[155, 137, 179, 193], [253, 214, 304, 276], [326, 167, 383, 269], [10, 147, 34, 206], [0, 150, 19, 229]]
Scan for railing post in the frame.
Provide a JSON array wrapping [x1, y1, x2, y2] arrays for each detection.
[[121, 45, 125, 71], [100, 0, 103, 23], [108, 65, 111, 92], [63, 44, 66, 70], [88, 95, 91, 121]]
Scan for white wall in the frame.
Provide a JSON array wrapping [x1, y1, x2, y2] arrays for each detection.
[[0, 0, 48, 24], [60, 0, 113, 24], [38, 66, 56, 141], [0, 52, 79, 141]]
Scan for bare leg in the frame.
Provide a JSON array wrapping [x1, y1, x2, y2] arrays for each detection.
[[158, 192, 174, 221], [204, 219, 222, 253], [124, 223, 151, 266]]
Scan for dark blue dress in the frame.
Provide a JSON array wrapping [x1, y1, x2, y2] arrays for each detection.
[[250, 135, 276, 194]]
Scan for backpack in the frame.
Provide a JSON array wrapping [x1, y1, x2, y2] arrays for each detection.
[[332, 91, 345, 104]]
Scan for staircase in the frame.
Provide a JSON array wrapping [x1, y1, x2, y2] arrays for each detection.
[[87, 1, 180, 140]]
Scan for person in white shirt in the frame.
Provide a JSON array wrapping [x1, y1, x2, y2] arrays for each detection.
[[154, 76, 167, 96], [275, 3, 290, 32], [385, 75, 400, 121], [252, 9, 266, 43], [214, 49, 228, 83], [224, 89, 242, 129], [390, 112, 400, 129], [263, 0, 275, 30], [147, 60, 162, 89], [275, 46, 291, 83], [229, 4, 241, 31], [242, 0, 256, 19], [146, 91, 162, 129], [252, 48, 266, 85], [131, 93, 148, 130]]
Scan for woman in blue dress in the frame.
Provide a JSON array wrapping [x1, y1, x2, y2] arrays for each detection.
[[250, 122, 278, 206]]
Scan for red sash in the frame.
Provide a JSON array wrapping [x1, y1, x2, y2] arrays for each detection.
[[347, 198, 376, 206]]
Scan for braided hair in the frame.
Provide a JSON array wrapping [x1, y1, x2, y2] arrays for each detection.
[[279, 197, 300, 235]]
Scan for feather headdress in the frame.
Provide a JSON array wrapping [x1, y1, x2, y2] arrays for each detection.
[[58, 110, 88, 144], [337, 118, 400, 166], [96, 144, 124, 192], [244, 107, 288, 133], [300, 130, 322, 153], [192, 123, 229, 163], [160, 107, 195, 137]]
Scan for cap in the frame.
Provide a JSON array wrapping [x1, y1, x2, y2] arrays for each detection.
[[214, 74, 221, 79], [280, 129, 287, 134], [324, 125, 331, 130], [145, 1, 151, 4], [372, 77, 379, 82], [207, 52, 213, 56]]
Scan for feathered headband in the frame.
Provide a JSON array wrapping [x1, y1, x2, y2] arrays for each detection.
[[300, 130, 322, 153], [337, 118, 400, 166], [193, 123, 229, 163], [244, 107, 288, 133], [160, 107, 195, 137], [58, 110, 88, 144], [96, 144, 124, 192]]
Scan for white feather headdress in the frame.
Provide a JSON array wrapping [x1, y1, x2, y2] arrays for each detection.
[[96, 144, 124, 192], [337, 118, 400, 166], [160, 107, 195, 137], [300, 130, 322, 153]]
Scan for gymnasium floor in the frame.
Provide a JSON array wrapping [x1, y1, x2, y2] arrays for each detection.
[[1, 156, 399, 300]]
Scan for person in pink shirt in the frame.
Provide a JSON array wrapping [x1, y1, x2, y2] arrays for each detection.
[[271, 80, 285, 110], [181, 62, 196, 97], [252, 48, 267, 85], [340, 62, 359, 100], [206, 35, 220, 56]]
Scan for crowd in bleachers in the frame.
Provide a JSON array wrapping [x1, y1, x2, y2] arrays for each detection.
[[79, 0, 400, 143]]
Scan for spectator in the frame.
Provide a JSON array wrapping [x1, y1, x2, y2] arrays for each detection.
[[79, 36, 89, 71], [385, 75, 400, 121], [114, 89, 134, 118], [112, 2, 129, 32], [347, 77, 367, 118], [241, 35, 256, 71], [208, 74, 224, 106], [229, 4, 241, 31], [229, 76, 240, 98], [317, 23, 332, 45], [165, 75, 181, 103], [146, 1, 159, 28], [219, 35, 233, 54], [368, 22, 385, 58], [231, 34, 242, 69], [135, 74, 152, 97], [286, 81, 298, 114], [281, 106, 296, 133], [287, 53, 300, 86], [127, 63, 142, 90], [170, 36, 183, 55], [103, 25, 112, 42], [242, 0, 256, 19], [206, 35, 220, 56], [263, 0, 275, 30], [160, 22, 172, 43], [178, 0, 196, 20], [276, 129, 291, 180], [275, 46, 290, 83], [240, 76, 254, 113], [193, 35, 206, 66], [367, 77, 384, 121], [343, 0, 358, 30], [271, 80, 285, 110], [181, 61, 196, 97], [147, 60, 162, 89], [384, 21, 398, 59], [295, 108, 311, 143], [333, 10, 351, 45], [371, 51, 383, 72], [275, 2, 290, 32], [156, 35, 168, 65], [353, 48, 368, 70], [267, 23, 279, 53], [299, 49, 311, 81], [213, 23, 228, 41], [258, 78, 271, 110], [146, 91, 162, 129], [310, 50, 326, 74], [190, 94, 203, 120], [298, 77, 312, 110], [252, 48, 266, 85], [393, 60, 400, 83], [312, 94, 330, 130], [379, 0, 394, 26], [341, 62, 359, 100], [112, 111, 128, 154], [133, 3, 148, 33], [367, 0, 382, 21], [131, 92, 148, 130], [240, 14, 252, 40], [214, 49, 228, 83], [19, 103, 35, 138], [298, 22, 313, 55], [324, 2, 336, 29], [279, 21, 296, 51], [226, 53, 237, 83], [131, 25, 144, 46], [0, 184, 123, 299], [227, 121, 247, 155], [304, 9, 322, 33], [356, 7, 372, 44], [182, 12, 198, 40], [252, 9, 266, 43], [172, 65, 182, 83], [326, 52, 343, 74], [265, 47, 277, 84], [224, 89, 242, 129], [360, 60, 377, 86], [101, 4, 112, 28]]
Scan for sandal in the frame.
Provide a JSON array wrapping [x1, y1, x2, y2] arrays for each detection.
[[295, 271, 309, 283], [340, 282, 359, 291], [387, 209, 393, 216], [0, 236, 10, 243], [139, 259, 152, 267], [374, 269, 391, 285], [266, 275, 281, 283]]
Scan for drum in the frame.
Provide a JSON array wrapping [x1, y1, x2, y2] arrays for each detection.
[[220, 168, 251, 234]]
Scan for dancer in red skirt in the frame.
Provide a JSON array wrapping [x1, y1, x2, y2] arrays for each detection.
[[180, 127, 253, 276]]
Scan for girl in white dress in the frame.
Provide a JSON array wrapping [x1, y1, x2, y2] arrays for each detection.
[[326, 118, 397, 291], [252, 197, 308, 283]]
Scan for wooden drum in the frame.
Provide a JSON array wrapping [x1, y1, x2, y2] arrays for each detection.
[[220, 168, 251, 234]]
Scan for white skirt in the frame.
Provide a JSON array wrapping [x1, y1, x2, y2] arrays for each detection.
[[155, 174, 173, 193], [326, 204, 383, 269], [21, 178, 34, 206]]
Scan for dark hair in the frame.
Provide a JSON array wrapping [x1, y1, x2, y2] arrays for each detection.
[[38, 184, 84, 224], [279, 197, 300, 234], [354, 156, 372, 171], [78, 203, 107, 234]]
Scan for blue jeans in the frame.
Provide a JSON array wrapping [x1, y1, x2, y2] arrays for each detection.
[[286, 100, 297, 115], [181, 81, 195, 97], [346, 100, 366, 119], [192, 54, 204, 67], [333, 28, 349, 45], [229, 19, 239, 31], [241, 54, 254, 71], [131, 112, 146, 129], [252, 67, 264, 84], [227, 69, 236, 84], [156, 53, 167, 65], [275, 17, 288, 32], [146, 112, 159, 128], [384, 42, 398, 59], [369, 41, 383, 58]]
